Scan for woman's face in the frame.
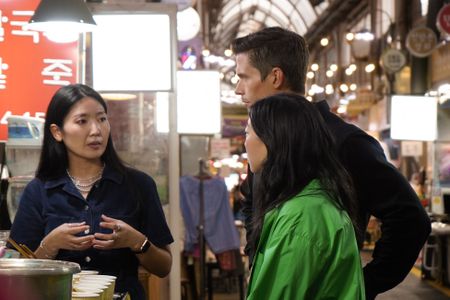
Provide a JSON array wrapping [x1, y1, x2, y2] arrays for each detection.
[[244, 119, 267, 173], [51, 97, 110, 164]]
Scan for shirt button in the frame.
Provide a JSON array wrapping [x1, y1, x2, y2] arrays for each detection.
[[84, 228, 90, 234], [85, 256, 91, 263], [84, 205, 89, 211]]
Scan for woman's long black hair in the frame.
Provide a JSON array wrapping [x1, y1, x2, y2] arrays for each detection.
[[36, 84, 126, 180], [248, 93, 359, 251]]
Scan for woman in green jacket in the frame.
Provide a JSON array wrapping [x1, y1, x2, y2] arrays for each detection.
[[244, 93, 365, 299]]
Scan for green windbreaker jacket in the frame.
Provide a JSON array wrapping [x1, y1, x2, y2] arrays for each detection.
[[247, 180, 365, 300]]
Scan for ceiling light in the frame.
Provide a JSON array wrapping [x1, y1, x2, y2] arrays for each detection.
[[346, 32, 355, 41], [202, 49, 210, 57], [354, 29, 374, 41], [100, 93, 137, 101], [365, 63, 376, 73], [340, 83, 349, 93], [25, 0, 96, 33], [177, 7, 201, 41], [320, 37, 329, 47], [224, 49, 233, 57], [310, 63, 319, 71]]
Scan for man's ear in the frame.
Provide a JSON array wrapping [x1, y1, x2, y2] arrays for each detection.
[[271, 67, 285, 89], [50, 124, 63, 142]]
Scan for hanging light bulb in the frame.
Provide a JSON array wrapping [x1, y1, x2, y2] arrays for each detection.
[[354, 29, 374, 41], [320, 37, 329, 47], [311, 63, 319, 71]]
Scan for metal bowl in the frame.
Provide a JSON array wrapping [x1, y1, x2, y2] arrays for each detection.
[[0, 259, 80, 300]]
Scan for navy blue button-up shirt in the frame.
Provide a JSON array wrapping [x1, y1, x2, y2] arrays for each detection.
[[10, 164, 173, 299]]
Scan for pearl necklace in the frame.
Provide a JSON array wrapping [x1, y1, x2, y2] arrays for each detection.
[[67, 165, 105, 193]]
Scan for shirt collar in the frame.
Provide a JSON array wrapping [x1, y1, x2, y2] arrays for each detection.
[[44, 163, 123, 189]]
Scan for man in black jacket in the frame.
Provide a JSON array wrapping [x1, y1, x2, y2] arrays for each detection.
[[232, 27, 431, 299]]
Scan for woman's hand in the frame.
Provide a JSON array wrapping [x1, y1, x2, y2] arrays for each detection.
[[40, 222, 94, 257], [92, 214, 145, 251]]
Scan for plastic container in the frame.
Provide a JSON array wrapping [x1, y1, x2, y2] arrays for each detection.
[[7, 176, 33, 223], [5, 144, 41, 177], [6, 115, 44, 142]]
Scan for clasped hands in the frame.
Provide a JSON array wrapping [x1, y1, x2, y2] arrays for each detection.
[[41, 214, 144, 256]]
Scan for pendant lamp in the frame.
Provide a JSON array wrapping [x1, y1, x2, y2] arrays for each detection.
[[26, 0, 96, 33]]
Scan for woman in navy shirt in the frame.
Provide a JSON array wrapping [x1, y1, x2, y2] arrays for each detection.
[[10, 84, 173, 299]]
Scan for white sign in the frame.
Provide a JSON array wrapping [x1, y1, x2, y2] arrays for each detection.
[[391, 95, 437, 141], [177, 71, 221, 134], [92, 14, 172, 91], [401, 141, 423, 156]]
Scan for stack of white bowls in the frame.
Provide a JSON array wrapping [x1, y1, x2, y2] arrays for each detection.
[[72, 270, 117, 300]]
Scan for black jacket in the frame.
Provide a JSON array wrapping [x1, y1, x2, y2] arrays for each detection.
[[241, 100, 431, 300]]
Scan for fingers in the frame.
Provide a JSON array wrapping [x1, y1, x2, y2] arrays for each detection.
[[100, 214, 118, 222], [94, 232, 114, 241], [67, 222, 86, 227], [92, 238, 115, 249], [99, 219, 123, 234], [63, 223, 91, 235], [69, 235, 95, 250], [92, 232, 117, 250]]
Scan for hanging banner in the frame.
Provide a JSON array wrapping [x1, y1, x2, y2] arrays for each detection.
[[406, 26, 437, 58], [0, 0, 79, 140], [437, 3, 450, 37]]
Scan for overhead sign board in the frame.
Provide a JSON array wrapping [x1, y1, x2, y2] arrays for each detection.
[[0, 0, 79, 140]]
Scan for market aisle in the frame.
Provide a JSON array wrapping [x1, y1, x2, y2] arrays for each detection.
[[214, 250, 450, 300], [361, 249, 450, 300], [377, 268, 450, 300]]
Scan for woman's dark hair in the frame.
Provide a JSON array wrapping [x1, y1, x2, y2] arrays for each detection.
[[36, 84, 126, 180], [248, 93, 358, 251]]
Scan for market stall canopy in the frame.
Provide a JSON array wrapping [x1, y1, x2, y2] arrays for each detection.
[[210, 0, 327, 51], [206, 0, 363, 54]]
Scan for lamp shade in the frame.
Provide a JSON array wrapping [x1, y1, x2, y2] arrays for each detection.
[[26, 0, 96, 33]]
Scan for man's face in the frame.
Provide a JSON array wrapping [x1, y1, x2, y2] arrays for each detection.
[[234, 53, 278, 108]]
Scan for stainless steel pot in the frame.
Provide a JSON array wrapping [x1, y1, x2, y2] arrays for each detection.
[[0, 258, 80, 300]]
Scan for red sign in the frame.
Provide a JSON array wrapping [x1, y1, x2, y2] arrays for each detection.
[[437, 4, 450, 36], [0, 0, 79, 140]]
